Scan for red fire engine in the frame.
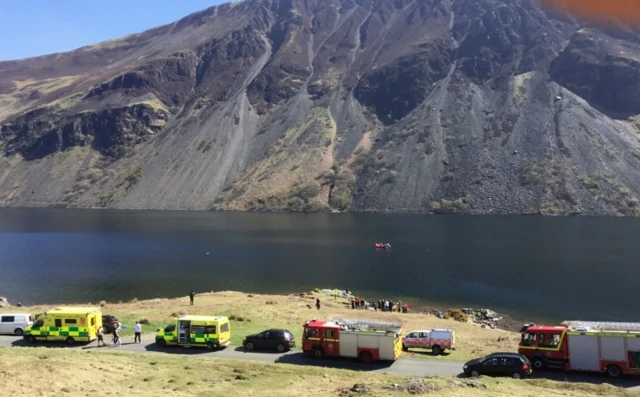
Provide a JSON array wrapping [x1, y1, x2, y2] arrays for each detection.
[[302, 318, 403, 364], [519, 321, 640, 377]]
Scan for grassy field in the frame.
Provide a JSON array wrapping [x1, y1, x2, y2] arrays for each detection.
[[0, 347, 635, 397], [1, 291, 521, 362]]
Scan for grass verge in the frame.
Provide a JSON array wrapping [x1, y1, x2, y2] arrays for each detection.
[[0, 348, 634, 397]]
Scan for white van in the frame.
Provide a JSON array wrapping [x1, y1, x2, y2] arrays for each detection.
[[0, 313, 33, 336]]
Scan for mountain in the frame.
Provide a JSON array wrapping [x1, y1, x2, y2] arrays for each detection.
[[1, 0, 640, 215]]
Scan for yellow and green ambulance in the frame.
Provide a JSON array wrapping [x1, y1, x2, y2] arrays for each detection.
[[156, 315, 230, 350], [24, 307, 102, 345]]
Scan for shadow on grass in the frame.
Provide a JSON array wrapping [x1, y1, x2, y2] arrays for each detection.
[[275, 352, 393, 372]]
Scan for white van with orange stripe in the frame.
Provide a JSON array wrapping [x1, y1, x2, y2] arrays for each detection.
[[402, 328, 455, 355]]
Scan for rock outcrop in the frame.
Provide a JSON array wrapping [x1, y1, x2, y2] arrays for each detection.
[[1, 0, 640, 215]]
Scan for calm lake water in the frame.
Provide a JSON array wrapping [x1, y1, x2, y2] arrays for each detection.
[[0, 208, 638, 324]]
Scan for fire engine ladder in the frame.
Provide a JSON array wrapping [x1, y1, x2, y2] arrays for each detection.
[[562, 320, 640, 332], [332, 318, 402, 333]]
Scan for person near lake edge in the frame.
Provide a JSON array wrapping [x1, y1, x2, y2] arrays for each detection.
[[189, 290, 195, 306], [316, 297, 321, 310], [134, 321, 141, 343]]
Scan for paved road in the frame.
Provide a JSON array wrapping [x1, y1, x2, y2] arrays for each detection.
[[1, 336, 639, 391]]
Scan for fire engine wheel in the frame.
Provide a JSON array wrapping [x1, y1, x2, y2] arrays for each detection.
[[432, 345, 443, 355], [359, 351, 373, 364], [606, 365, 622, 378], [14, 328, 24, 336], [27, 335, 36, 344], [312, 348, 324, 358], [66, 337, 75, 345], [276, 343, 286, 353], [532, 358, 547, 370]]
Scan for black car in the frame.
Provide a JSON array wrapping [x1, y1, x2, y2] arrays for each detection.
[[102, 315, 119, 333], [242, 329, 295, 352], [463, 353, 532, 379]]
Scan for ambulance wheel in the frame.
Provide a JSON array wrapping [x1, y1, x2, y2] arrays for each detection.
[[432, 345, 443, 355], [359, 351, 373, 364], [14, 328, 23, 336], [157, 339, 167, 347], [606, 365, 622, 378], [207, 342, 215, 350], [245, 342, 255, 351], [532, 358, 547, 370], [312, 348, 324, 358], [27, 335, 36, 344], [402, 344, 409, 352], [276, 343, 286, 353], [66, 337, 75, 345]]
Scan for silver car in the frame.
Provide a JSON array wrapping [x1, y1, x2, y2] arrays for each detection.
[[0, 313, 33, 336]]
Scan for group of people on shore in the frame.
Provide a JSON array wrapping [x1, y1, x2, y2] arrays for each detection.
[[350, 296, 409, 313]]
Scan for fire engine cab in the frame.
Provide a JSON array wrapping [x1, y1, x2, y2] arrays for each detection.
[[302, 318, 403, 364], [519, 321, 640, 377]]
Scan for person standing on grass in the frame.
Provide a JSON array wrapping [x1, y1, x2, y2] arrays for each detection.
[[316, 297, 321, 310], [189, 290, 195, 306], [134, 321, 142, 343]]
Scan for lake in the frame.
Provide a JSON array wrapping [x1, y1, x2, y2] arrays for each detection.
[[0, 208, 638, 324]]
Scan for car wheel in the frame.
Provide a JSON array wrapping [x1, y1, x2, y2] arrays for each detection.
[[313, 348, 324, 358], [276, 343, 286, 353], [27, 335, 36, 343], [606, 365, 622, 378], [157, 339, 167, 347], [402, 344, 409, 352], [432, 345, 443, 355], [66, 337, 75, 345], [246, 342, 255, 351], [470, 370, 480, 378], [14, 328, 23, 336], [512, 372, 522, 379], [532, 358, 547, 370], [359, 351, 373, 364]]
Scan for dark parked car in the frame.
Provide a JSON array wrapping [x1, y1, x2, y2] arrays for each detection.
[[243, 329, 295, 352], [463, 353, 532, 379], [102, 315, 119, 333]]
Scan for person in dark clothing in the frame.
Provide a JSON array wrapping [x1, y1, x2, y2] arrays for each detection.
[[351, 298, 355, 310], [189, 290, 195, 306], [316, 297, 321, 310]]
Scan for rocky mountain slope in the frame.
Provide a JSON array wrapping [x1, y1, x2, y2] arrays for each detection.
[[1, 0, 640, 215]]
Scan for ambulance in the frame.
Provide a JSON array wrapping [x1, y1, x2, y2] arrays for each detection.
[[155, 315, 231, 350], [24, 307, 102, 345]]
